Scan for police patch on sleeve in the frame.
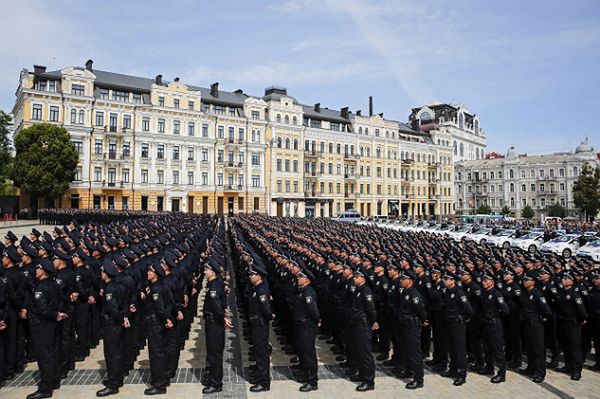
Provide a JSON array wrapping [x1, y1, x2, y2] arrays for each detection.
[[306, 296, 312, 304], [210, 290, 217, 299], [575, 297, 583, 305], [259, 295, 267, 303], [106, 293, 113, 301], [412, 297, 420, 304], [460, 296, 468, 303], [34, 291, 42, 300], [540, 297, 547, 304], [76, 275, 81, 282], [152, 293, 159, 301], [55, 278, 62, 285], [497, 297, 504, 304], [366, 295, 373, 302]]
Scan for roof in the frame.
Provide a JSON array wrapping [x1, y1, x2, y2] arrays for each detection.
[[302, 106, 349, 123]]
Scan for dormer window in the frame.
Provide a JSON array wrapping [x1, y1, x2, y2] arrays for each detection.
[[420, 111, 432, 122], [459, 113, 464, 129]]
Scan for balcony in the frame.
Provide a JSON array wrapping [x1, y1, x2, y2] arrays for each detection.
[[304, 149, 322, 158], [537, 190, 558, 196], [304, 191, 322, 198], [401, 159, 414, 166], [224, 184, 244, 192], [104, 152, 132, 162], [104, 125, 128, 136], [428, 162, 441, 168], [102, 180, 125, 189], [344, 173, 360, 180], [303, 171, 321, 180], [225, 161, 244, 169], [344, 153, 360, 161]]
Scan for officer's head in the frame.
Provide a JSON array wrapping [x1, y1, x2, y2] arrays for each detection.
[[203, 265, 217, 281], [249, 270, 262, 286], [481, 274, 495, 290], [442, 273, 455, 289], [399, 270, 415, 288], [387, 265, 400, 279], [297, 271, 310, 288], [592, 273, 600, 287], [353, 269, 366, 287], [561, 272, 575, 288], [522, 274, 535, 289]]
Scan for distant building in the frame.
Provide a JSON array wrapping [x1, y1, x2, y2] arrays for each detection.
[[454, 139, 599, 219]]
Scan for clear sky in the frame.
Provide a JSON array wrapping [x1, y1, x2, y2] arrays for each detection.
[[1, 0, 598, 154]]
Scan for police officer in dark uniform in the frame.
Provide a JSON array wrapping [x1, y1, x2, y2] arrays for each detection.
[[2, 245, 26, 378], [202, 260, 230, 394], [554, 271, 588, 380], [96, 260, 129, 397], [293, 267, 320, 392], [518, 274, 552, 383], [0, 262, 9, 387], [480, 273, 510, 383], [459, 269, 485, 372], [53, 250, 77, 379], [143, 259, 174, 395], [247, 265, 273, 392], [25, 258, 60, 399], [371, 263, 390, 360], [396, 269, 428, 390], [72, 249, 94, 361], [585, 272, 600, 370], [349, 266, 378, 391], [441, 272, 473, 386]]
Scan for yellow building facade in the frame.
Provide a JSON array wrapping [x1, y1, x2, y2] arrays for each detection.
[[13, 61, 459, 218]]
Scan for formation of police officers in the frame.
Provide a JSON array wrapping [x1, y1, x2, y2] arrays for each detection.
[[228, 215, 600, 392], [1, 210, 599, 396], [0, 212, 239, 398]]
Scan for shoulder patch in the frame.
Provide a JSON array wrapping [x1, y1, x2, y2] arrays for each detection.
[[460, 296, 467, 303], [259, 295, 267, 303], [76, 275, 81, 282], [152, 293, 159, 301], [475, 290, 481, 296], [412, 296, 420, 304], [450, 293, 455, 299], [34, 291, 42, 300], [566, 294, 571, 300], [350, 286, 356, 293], [382, 284, 388, 290], [575, 297, 583, 305], [540, 297, 547, 304], [210, 290, 217, 299], [55, 278, 62, 285], [106, 293, 113, 301], [515, 289, 521, 296], [404, 294, 409, 300], [497, 297, 504, 304], [366, 294, 373, 302], [306, 296, 312, 304]]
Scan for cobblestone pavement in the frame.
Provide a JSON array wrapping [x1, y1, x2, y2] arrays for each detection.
[[1, 224, 600, 398]]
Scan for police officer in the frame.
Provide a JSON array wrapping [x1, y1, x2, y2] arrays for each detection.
[[585, 272, 600, 370], [143, 260, 174, 395], [396, 269, 428, 390], [96, 260, 129, 397], [202, 260, 230, 394], [480, 273, 510, 383], [72, 249, 94, 361], [0, 262, 9, 387], [293, 268, 320, 392], [441, 272, 473, 386], [555, 271, 587, 380], [24, 258, 60, 399], [518, 274, 552, 383], [349, 266, 378, 392], [2, 246, 26, 378], [53, 250, 77, 379], [247, 266, 273, 392], [459, 269, 485, 372]]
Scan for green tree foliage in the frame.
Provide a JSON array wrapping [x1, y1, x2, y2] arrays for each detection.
[[547, 203, 566, 218], [521, 205, 535, 219], [11, 123, 78, 202], [501, 205, 511, 216], [0, 111, 13, 184], [573, 163, 600, 221], [476, 204, 492, 214]]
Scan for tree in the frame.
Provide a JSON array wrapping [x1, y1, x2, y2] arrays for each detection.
[[521, 205, 535, 219], [547, 203, 566, 218], [501, 205, 511, 216], [573, 163, 600, 221], [11, 123, 78, 206], [476, 204, 492, 214], [0, 111, 14, 189]]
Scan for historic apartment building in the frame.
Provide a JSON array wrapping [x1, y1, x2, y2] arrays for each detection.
[[12, 60, 480, 217], [454, 140, 599, 219]]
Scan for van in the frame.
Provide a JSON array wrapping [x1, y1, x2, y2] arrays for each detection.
[[334, 210, 361, 223]]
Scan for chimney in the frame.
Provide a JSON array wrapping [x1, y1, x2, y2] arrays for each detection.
[[369, 96, 373, 116], [341, 107, 349, 119], [314, 103, 321, 112], [85, 59, 93, 71], [356, 110, 362, 116], [210, 82, 219, 97], [33, 65, 46, 75], [379, 113, 384, 118], [234, 89, 244, 95], [174, 77, 180, 82], [155, 74, 163, 85]]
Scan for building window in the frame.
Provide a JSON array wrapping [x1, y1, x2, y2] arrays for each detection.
[[122, 168, 130, 183], [217, 173, 223, 186], [142, 117, 149, 131], [72, 84, 85, 96], [141, 169, 148, 183], [202, 124, 209, 137], [70, 109, 77, 124], [202, 148, 209, 162], [251, 153, 260, 166], [93, 167, 102, 182], [94, 140, 103, 155], [217, 126, 224, 139], [95, 111, 104, 126], [157, 118, 165, 133], [310, 119, 321, 128], [173, 171, 179, 185], [188, 171, 194, 185], [72, 140, 83, 154], [157, 144, 164, 159], [157, 170, 164, 184], [173, 146, 180, 160], [112, 90, 128, 102], [74, 167, 82, 181], [188, 122, 195, 136], [173, 120, 180, 135], [202, 172, 208, 185], [158, 96, 165, 107], [141, 143, 149, 158], [251, 110, 260, 120], [276, 114, 281, 123], [132, 93, 142, 104], [173, 99, 180, 109], [252, 175, 260, 187], [215, 105, 225, 115], [187, 147, 194, 161], [188, 100, 194, 110], [49, 106, 59, 122]]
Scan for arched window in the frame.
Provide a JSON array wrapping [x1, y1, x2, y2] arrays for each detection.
[[360, 146, 364, 156], [453, 141, 457, 155], [285, 138, 290, 149], [386, 130, 389, 138], [284, 115, 289, 124], [365, 127, 369, 135], [78, 110, 85, 124], [509, 169, 514, 179], [376, 147, 381, 158], [277, 137, 282, 148], [459, 143, 464, 157], [359, 127, 363, 134], [70, 109, 76, 123], [292, 116, 297, 125], [366, 147, 371, 157], [474, 119, 479, 134], [420, 111, 432, 122], [276, 114, 281, 123], [459, 113, 464, 129], [293, 139, 298, 150]]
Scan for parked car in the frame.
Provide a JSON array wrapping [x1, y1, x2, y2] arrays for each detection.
[[512, 231, 546, 253], [466, 228, 495, 246], [488, 229, 518, 249], [540, 234, 581, 259], [577, 239, 600, 263]]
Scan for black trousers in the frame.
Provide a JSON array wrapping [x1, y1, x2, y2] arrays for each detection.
[[544, 314, 560, 359], [205, 320, 225, 388], [375, 306, 391, 354], [296, 322, 318, 385], [589, 317, 600, 364], [32, 321, 58, 394], [351, 321, 375, 384], [400, 319, 423, 380], [390, 317, 404, 368], [557, 318, 583, 373], [431, 311, 448, 366], [445, 319, 467, 377], [165, 322, 180, 376], [466, 317, 484, 366], [103, 320, 125, 389], [250, 319, 271, 385], [57, 312, 74, 373], [523, 317, 546, 378], [482, 319, 506, 372], [146, 321, 169, 388], [3, 309, 18, 374], [505, 316, 523, 363], [74, 302, 90, 357]]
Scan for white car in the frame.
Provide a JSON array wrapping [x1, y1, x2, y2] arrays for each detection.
[[540, 234, 581, 259], [466, 228, 494, 246], [512, 231, 546, 253], [577, 239, 600, 263], [489, 229, 517, 249], [449, 226, 474, 242]]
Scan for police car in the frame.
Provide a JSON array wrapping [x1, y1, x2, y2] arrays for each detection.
[[488, 229, 517, 249], [511, 231, 546, 253], [465, 227, 494, 246], [577, 239, 600, 263], [540, 234, 581, 259]]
